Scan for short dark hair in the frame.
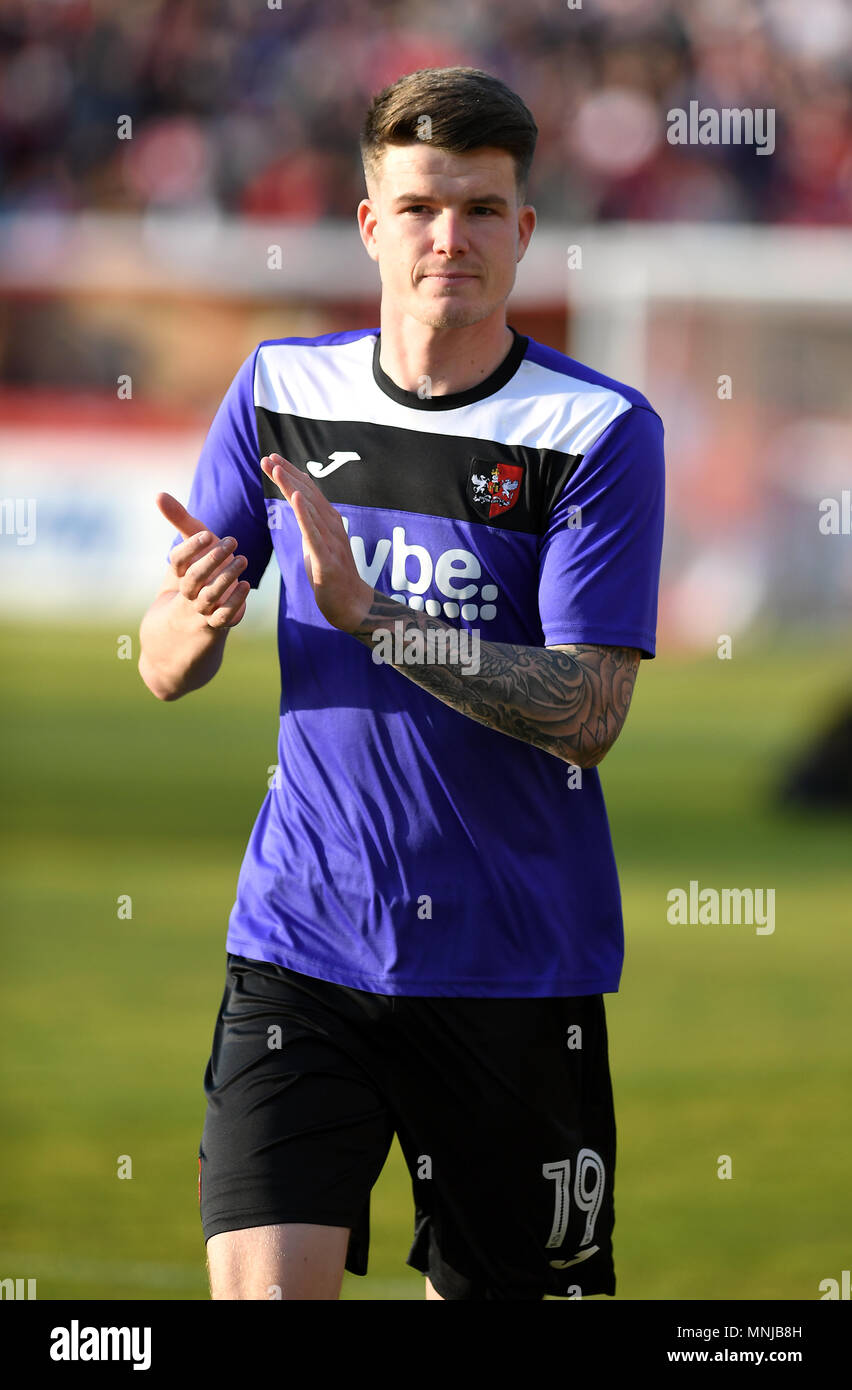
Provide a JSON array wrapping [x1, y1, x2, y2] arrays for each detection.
[[360, 67, 538, 202]]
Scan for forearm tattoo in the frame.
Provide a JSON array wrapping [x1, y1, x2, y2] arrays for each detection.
[[350, 591, 641, 766]]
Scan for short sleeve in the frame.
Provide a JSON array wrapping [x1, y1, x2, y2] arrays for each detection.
[[538, 404, 665, 658], [167, 348, 272, 589]]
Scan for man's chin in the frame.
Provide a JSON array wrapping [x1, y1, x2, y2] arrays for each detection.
[[413, 301, 497, 331]]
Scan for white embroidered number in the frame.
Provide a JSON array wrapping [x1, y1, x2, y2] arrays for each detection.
[[542, 1149, 606, 1250], [542, 1160, 570, 1249]]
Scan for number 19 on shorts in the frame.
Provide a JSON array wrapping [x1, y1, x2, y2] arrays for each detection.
[[542, 1149, 606, 1265]]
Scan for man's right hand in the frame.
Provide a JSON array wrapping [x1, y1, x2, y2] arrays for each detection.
[[157, 492, 251, 631]]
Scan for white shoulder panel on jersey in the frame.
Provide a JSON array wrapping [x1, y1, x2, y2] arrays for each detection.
[[254, 335, 633, 459]]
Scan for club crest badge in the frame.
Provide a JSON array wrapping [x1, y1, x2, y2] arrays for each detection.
[[467, 459, 524, 520]]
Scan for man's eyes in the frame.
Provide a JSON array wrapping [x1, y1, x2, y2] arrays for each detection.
[[402, 205, 497, 215]]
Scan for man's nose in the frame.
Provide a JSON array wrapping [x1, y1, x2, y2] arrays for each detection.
[[432, 212, 469, 256]]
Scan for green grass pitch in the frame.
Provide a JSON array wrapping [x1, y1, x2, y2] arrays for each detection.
[[0, 619, 849, 1300]]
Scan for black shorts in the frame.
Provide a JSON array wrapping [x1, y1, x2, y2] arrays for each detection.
[[199, 953, 617, 1300]]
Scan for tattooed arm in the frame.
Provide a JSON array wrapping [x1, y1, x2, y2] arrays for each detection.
[[350, 590, 641, 768]]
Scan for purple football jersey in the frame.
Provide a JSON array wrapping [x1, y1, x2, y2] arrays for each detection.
[[169, 327, 665, 996]]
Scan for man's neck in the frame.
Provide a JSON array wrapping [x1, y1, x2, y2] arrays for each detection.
[[377, 313, 514, 397]]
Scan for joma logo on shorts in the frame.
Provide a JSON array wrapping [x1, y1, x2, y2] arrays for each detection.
[[340, 518, 499, 622]]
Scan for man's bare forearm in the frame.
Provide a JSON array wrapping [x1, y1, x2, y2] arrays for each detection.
[[138, 591, 229, 701], [349, 591, 640, 767]]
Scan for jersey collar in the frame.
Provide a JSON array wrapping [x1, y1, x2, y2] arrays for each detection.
[[372, 326, 528, 411]]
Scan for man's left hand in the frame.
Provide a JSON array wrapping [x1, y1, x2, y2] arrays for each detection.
[[261, 453, 375, 633]]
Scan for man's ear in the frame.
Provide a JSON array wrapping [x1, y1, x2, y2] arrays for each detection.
[[516, 203, 536, 262], [357, 196, 380, 263]]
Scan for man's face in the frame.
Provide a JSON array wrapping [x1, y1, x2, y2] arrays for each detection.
[[357, 143, 536, 331]]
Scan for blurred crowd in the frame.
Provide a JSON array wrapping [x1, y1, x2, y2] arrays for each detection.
[[1, 0, 850, 223]]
